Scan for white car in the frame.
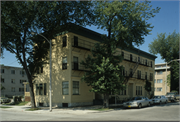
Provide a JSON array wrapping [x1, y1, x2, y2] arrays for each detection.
[[151, 95, 168, 104], [123, 97, 151, 109]]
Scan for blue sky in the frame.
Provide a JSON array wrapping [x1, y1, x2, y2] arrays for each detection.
[[1, 1, 179, 67]]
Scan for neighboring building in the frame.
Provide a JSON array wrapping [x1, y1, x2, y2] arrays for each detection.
[[31, 24, 156, 107], [154, 63, 170, 95], [0, 65, 28, 97]]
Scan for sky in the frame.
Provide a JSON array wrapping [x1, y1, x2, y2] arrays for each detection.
[[1, 1, 179, 68]]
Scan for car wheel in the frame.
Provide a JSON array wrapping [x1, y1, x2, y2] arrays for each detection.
[[138, 103, 142, 109], [147, 102, 150, 107], [165, 101, 167, 104], [159, 101, 162, 105]]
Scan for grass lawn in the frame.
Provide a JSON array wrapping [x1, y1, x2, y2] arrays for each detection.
[[0, 106, 12, 108], [25, 108, 41, 111], [4, 101, 29, 106]]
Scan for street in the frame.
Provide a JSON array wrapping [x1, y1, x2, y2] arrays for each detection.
[[0, 101, 179, 121]]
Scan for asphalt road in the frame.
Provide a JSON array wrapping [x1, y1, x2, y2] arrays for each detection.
[[0, 101, 180, 121]]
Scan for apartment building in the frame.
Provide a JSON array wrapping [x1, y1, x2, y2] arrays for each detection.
[[32, 24, 156, 107], [1, 65, 28, 97], [154, 63, 170, 95]]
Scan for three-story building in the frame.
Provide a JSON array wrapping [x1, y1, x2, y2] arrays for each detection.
[[33, 24, 156, 107]]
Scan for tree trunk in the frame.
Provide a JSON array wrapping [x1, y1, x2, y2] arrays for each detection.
[[103, 93, 110, 108], [105, 93, 109, 108], [28, 78, 36, 108]]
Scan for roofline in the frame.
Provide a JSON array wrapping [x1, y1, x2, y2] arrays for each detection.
[[55, 23, 157, 60], [1, 65, 23, 69]]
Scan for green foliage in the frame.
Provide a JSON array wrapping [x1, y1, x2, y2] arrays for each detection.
[[25, 107, 41, 111], [81, 42, 126, 95], [165, 74, 171, 87], [144, 80, 151, 94], [94, 1, 160, 49], [148, 31, 179, 62], [0, 106, 12, 108], [82, 1, 160, 108], [1, 84, 5, 90], [1, 1, 95, 108], [148, 31, 179, 91]]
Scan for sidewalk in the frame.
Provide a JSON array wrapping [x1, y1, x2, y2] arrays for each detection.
[[0, 104, 123, 114]]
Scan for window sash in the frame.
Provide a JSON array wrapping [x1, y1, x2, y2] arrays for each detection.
[[62, 82, 69, 95], [73, 81, 79, 95], [157, 79, 163, 83], [63, 36, 67, 47]]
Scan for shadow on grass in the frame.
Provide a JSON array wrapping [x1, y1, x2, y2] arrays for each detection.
[[25, 108, 41, 111], [0, 106, 12, 108]]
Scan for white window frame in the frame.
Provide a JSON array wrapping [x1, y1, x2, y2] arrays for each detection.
[[62, 81, 69, 95]]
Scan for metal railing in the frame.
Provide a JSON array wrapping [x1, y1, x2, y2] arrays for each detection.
[[71, 38, 97, 50], [72, 62, 89, 71]]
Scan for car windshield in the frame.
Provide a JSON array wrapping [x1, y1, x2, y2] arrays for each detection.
[[129, 97, 142, 101], [166, 93, 175, 95], [153, 96, 161, 99]]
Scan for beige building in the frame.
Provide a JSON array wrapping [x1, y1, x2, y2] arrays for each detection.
[[0, 65, 28, 97], [154, 63, 170, 95], [31, 24, 156, 107]]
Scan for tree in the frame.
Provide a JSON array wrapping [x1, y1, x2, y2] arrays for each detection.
[[1, 84, 5, 91], [82, 1, 160, 108], [1, 1, 95, 108], [148, 31, 179, 91], [144, 80, 152, 98]]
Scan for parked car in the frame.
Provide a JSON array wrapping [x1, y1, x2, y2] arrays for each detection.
[[145, 97, 154, 105], [165, 92, 180, 102], [123, 96, 151, 109], [151, 95, 168, 104], [0, 97, 11, 103]]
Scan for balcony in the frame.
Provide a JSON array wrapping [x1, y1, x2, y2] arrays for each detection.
[[72, 62, 88, 71], [122, 70, 153, 81], [120, 52, 152, 67], [71, 37, 96, 51]]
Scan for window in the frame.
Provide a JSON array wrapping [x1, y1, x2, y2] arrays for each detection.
[[1, 69, 4, 73], [136, 86, 142, 95], [11, 70, 15, 74], [120, 89, 126, 95], [130, 54, 132, 61], [11, 79, 15, 83], [41, 67, 43, 73], [121, 51, 124, 57], [11, 87, 15, 92], [73, 56, 78, 70], [157, 87, 162, 91], [44, 83, 46, 95], [1, 78, 4, 83], [145, 72, 147, 80], [137, 70, 141, 79], [154, 88, 156, 91], [19, 88, 24, 92], [74, 36, 78, 46], [73, 81, 79, 95], [36, 84, 39, 95], [130, 68, 133, 77], [39, 84, 43, 95], [62, 81, 69, 95], [63, 36, 67, 47], [151, 61, 152, 67], [20, 70, 25, 76], [145, 60, 147, 65], [62, 57, 67, 70], [157, 79, 163, 83], [154, 79, 156, 83], [37, 68, 40, 74], [138, 57, 140, 63], [154, 71, 156, 75], [157, 71, 163, 75], [150, 73, 153, 81], [20, 80, 26, 84]]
